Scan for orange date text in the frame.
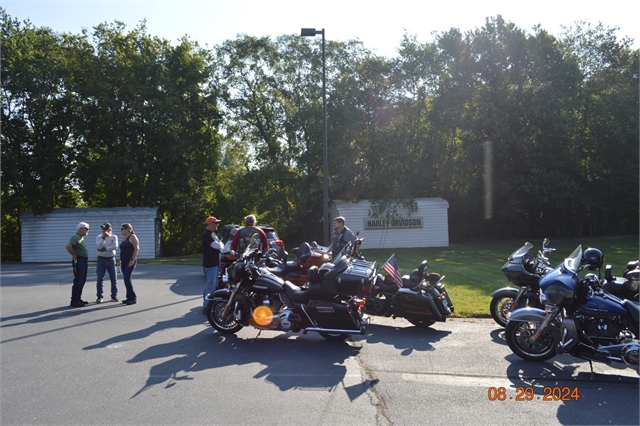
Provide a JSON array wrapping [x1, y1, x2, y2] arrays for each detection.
[[487, 386, 580, 401]]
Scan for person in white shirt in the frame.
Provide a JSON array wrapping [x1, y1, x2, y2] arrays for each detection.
[[95, 222, 119, 303]]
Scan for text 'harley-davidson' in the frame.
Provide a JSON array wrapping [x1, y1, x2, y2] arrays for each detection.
[[365, 256, 454, 328], [205, 238, 373, 341], [505, 245, 639, 375]]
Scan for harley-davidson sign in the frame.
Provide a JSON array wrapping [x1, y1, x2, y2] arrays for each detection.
[[364, 217, 423, 229]]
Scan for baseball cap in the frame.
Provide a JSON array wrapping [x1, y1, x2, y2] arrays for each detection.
[[100, 222, 112, 229], [205, 216, 221, 224], [77, 222, 90, 230]]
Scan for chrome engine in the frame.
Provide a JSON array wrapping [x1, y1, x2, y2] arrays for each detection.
[[562, 315, 640, 366]]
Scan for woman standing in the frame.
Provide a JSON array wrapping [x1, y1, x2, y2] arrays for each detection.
[[118, 223, 139, 305]]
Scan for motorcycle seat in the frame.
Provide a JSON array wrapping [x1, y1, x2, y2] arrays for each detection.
[[295, 242, 312, 265], [322, 255, 349, 280], [267, 259, 301, 276], [283, 280, 325, 303], [622, 299, 639, 324], [376, 274, 401, 293]]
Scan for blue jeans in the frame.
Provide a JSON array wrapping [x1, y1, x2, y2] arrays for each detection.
[[121, 260, 137, 302], [96, 256, 118, 299], [71, 257, 88, 302], [203, 266, 219, 307]]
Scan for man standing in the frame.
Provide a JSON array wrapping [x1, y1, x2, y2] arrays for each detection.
[[95, 222, 119, 303], [202, 216, 223, 313], [327, 216, 356, 256], [65, 222, 90, 307], [230, 214, 268, 256]]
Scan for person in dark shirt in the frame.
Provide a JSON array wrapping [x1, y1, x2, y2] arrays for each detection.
[[230, 214, 268, 255], [119, 223, 140, 305], [65, 222, 90, 307], [327, 216, 356, 257]]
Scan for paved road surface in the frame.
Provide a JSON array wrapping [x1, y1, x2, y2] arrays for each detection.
[[1, 263, 637, 425]]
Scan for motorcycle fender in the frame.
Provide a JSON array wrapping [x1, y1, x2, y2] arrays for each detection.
[[206, 288, 232, 301], [507, 307, 547, 324], [490, 287, 519, 298]]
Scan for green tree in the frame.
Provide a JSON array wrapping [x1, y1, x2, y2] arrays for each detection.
[[561, 22, 639, 236], [1, 11, 85, 260], [70, 22, 222, 254]]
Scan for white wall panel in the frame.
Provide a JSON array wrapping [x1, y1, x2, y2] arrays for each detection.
[[20, 207, 160, 262]]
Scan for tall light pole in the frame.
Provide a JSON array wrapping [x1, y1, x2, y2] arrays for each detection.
[[301, 28, 329, 246]]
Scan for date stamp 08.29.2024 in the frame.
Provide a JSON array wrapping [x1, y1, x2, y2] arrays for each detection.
[[487, 386, 580, 401]]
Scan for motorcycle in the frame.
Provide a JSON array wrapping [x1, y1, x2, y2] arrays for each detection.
[[490, 239, 555, 327], [205, 237, 373, 341], [365, 258, 454, 328], [505, 245, 640, 375], [266, 241, 331, 286]]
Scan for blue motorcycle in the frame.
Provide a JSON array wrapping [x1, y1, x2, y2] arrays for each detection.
[[505, 245, 639, 374]]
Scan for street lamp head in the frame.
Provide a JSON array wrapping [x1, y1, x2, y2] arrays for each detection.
[[301, 28, 318, 37]]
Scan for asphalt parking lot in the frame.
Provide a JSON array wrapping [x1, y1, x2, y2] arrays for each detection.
[[1, 263, 638, 426]]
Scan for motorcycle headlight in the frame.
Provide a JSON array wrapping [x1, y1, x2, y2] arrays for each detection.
[[539, 293, 548, 303]]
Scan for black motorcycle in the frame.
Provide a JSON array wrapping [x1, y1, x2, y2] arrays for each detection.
[[505, 245, 639, 375], [205, 239, 373, 341], [365, 259, 454, 328], [490, 239, 555, 327]]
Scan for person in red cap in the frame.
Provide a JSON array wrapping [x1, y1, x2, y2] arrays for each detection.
[[202, 216, 223, 313]]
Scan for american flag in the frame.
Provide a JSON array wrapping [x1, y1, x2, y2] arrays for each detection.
[[383, 254, 403, 289]]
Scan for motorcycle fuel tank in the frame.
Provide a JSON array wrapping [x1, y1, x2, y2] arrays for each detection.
[[577, 293, 629, 317], [250, 272, 285, 294]]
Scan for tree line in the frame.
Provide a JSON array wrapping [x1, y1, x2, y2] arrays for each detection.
[[2, 10, 638, 260]]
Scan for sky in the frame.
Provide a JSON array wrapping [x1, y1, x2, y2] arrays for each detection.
[[2, 0, 639, 57]]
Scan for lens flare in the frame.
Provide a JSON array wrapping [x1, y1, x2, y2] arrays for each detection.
[[252, 305, 273, 326]]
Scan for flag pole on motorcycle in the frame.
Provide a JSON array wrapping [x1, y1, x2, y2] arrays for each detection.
[[382, 254, 403, 288]]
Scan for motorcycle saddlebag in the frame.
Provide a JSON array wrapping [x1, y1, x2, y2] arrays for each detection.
[[305, 300, 360, 330], [394, 288, 448, 322]]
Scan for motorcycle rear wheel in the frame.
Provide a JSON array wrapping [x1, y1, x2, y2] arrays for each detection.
[[505, 320, 558, 362], [318, 332, 349, 341], [407, 319, 436, 328], [207, 299, 243, 334], [490, 296, 516, 328]]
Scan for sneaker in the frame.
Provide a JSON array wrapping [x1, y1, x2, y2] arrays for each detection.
[[80, 300, 89, 305], [111, 296, 119, 302], [96, 298, 104, 303], [70, 300, 85, 308], [123, 299, 137, 305]]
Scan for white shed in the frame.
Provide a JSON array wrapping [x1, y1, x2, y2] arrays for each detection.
[[20, 207, 162, 262], [329, 198, 449, 249]]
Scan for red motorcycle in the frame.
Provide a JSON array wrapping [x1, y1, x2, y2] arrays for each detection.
[[266, 242, 330, 286]]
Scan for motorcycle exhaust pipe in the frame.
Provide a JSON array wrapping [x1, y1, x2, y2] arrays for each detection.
[[306, 326, 367, 335]]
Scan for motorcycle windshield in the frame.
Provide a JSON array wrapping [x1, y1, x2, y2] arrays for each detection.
[[563, 245, 583, 273], [508, 242, 534, 261]]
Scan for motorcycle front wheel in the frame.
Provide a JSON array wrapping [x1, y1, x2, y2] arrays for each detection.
[[490, 295, 516, 328], [505, 320, 558, 362], [207, 299, 243, 334]]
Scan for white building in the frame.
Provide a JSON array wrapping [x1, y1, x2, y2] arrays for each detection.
[[20, 207, 161, 262], [329, 198, 449, 249]]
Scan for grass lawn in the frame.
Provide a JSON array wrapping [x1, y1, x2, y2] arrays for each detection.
[[142, 235, 638, 318]]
